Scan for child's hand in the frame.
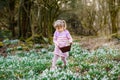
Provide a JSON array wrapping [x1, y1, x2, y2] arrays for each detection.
[[55, 42, 59, 46], [69, 41, 72, 45], [70, 42, 72, 44]]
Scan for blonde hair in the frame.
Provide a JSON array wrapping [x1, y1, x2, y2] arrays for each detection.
[[53, 20, 67, 29]]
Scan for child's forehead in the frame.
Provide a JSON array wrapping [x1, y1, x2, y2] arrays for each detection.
[[56, 25, 63, 28]]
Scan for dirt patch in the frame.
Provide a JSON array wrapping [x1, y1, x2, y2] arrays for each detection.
[[0, 47, 7, 57], [73, 36, 120, 51]]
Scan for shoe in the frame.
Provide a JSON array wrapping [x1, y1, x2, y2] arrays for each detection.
[[50, 66, 57, 71]]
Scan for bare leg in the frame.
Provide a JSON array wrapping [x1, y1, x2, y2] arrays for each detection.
[[51, 54, 59, 70], [61, 57, 67, 66]]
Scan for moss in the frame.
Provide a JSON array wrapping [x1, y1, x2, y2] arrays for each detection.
[[0, 42, 3, 47], [26, 34, 52, 44]]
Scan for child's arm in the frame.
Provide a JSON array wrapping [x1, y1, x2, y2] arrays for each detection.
[[53, 31, 59, 46], [66, 30, 73, 43]]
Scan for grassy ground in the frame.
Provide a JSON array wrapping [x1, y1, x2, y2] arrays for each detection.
[[0, 37, 120, 79]]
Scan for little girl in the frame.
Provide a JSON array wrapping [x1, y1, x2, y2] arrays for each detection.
[[51, 20, 73, 70]]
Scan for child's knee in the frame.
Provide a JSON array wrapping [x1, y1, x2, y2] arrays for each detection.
[[61, 57, 66, 61]]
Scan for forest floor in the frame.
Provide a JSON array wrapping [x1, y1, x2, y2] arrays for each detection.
[[73, 35, 120, 51]]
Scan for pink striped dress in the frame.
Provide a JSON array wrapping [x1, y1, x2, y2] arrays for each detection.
[[53, 30, 73, 58]]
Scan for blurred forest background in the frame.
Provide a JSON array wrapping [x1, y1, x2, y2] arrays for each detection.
[[0, 1, 120, 79], [0, 0, 120, 44]]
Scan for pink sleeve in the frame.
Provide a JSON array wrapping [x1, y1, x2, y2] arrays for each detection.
[[53, 31, 58, 45], [66, 30, 73, 43]]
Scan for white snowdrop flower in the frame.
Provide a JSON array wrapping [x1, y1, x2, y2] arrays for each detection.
[[101, 75, 109, 80]]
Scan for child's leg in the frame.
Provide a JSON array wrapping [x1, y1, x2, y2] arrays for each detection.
[[61, 57, 67, 66], [52, 54, 59, 68]]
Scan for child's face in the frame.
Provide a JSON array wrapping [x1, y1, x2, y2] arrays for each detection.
[[56, 26, 64, 32]]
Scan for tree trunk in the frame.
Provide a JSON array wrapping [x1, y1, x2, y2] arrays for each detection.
[[38, 0, 60, 43], [8, 0, 15, 37], [108, 0, 119, 35], [18, 0, 31, 38]]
